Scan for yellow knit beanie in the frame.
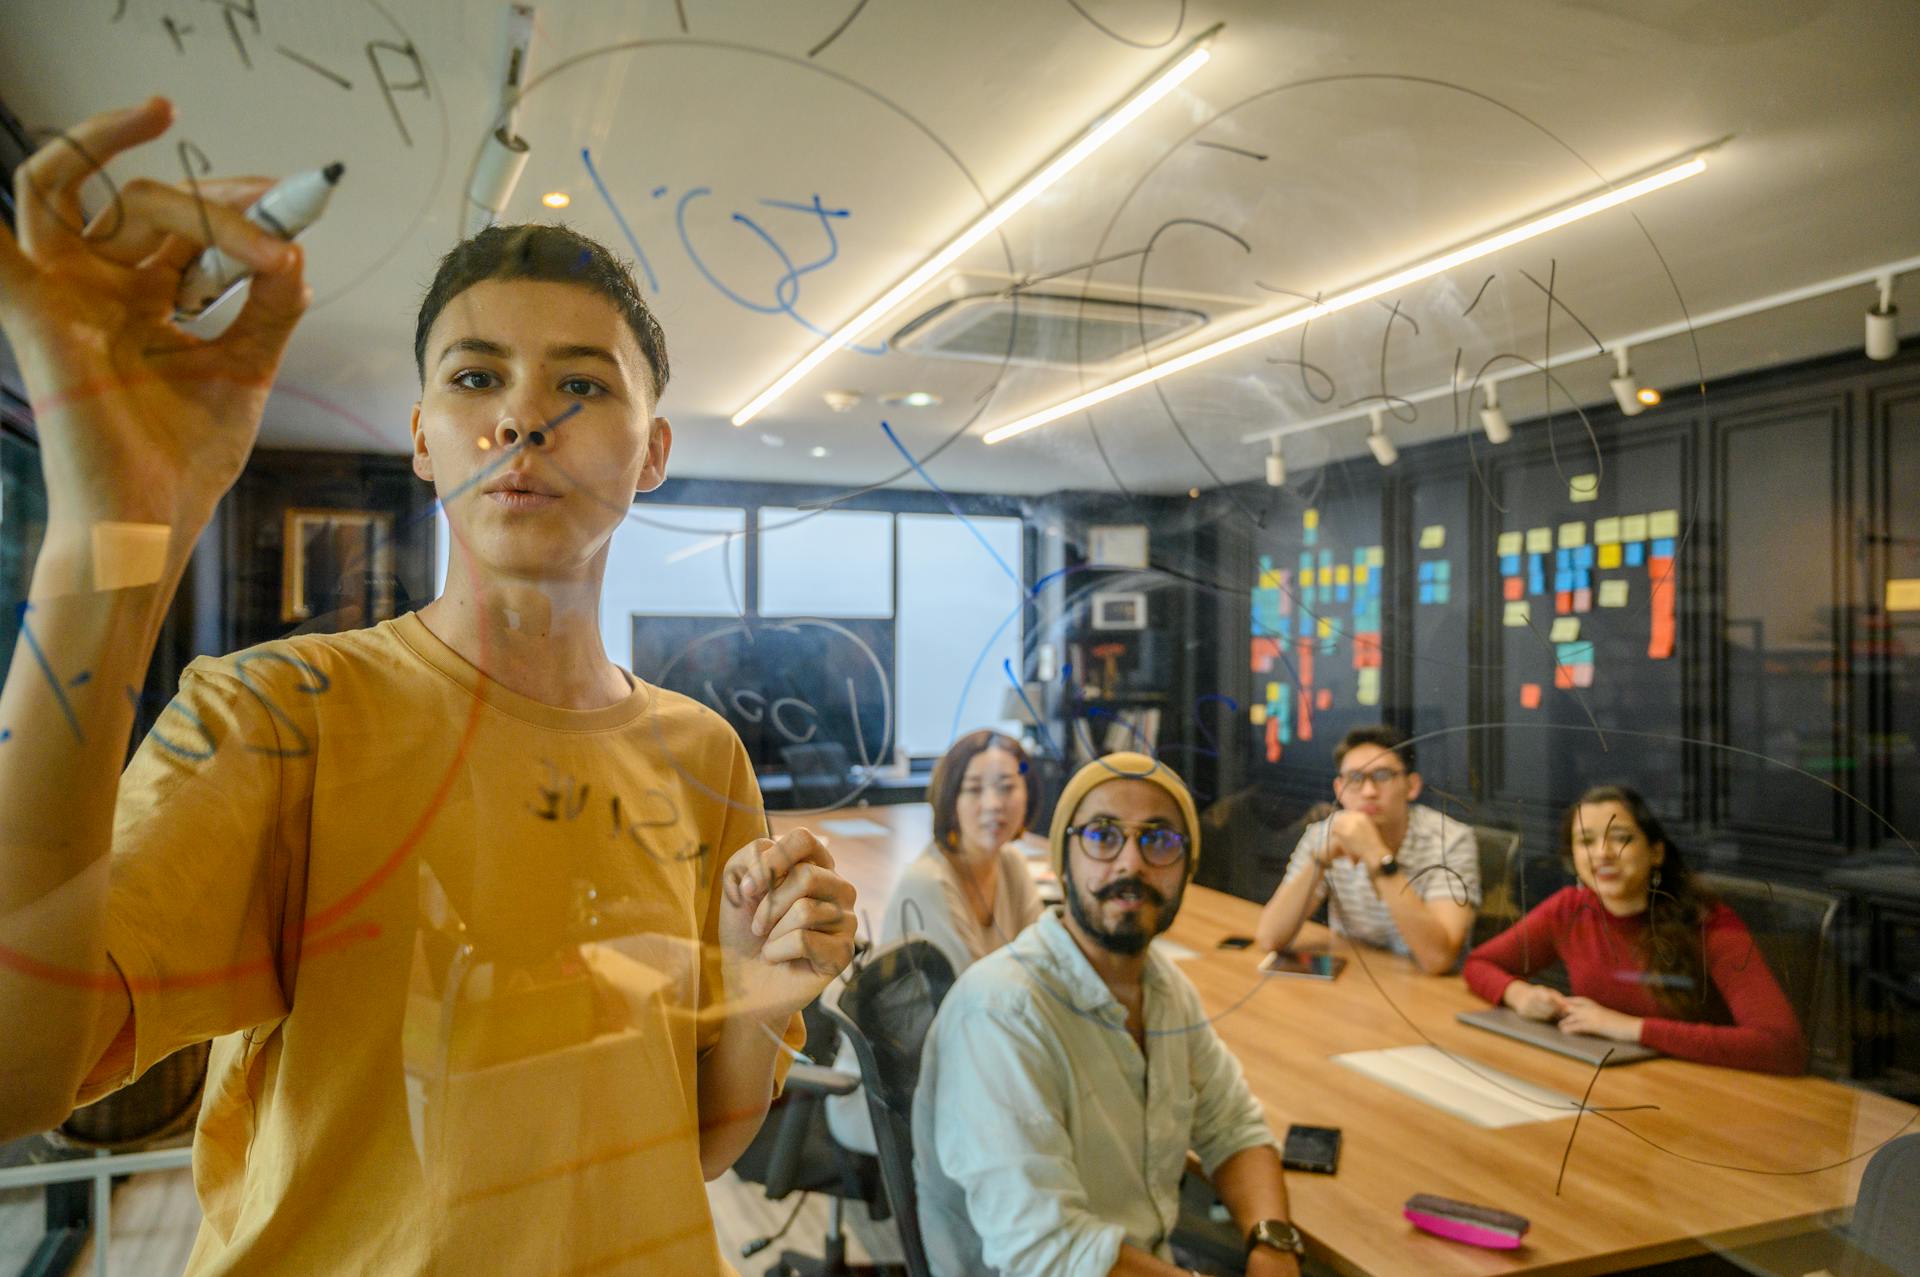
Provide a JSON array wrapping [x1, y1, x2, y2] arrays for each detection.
[[1047, 752, 1202, 879]]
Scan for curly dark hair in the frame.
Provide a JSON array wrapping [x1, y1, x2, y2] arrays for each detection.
[[413, 223, 668, 402], [1563, 785, 1717, 1018]]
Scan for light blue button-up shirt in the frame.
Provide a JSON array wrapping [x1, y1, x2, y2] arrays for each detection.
[[912, 909, 1278, 1277]]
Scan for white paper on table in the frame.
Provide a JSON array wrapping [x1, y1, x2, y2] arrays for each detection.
[[818, 818, 891, 837], [1333, 1045, 1578, 1128], [1152, 938, 1199, 962]]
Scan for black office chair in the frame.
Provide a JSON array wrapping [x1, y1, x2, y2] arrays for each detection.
[[1695, 872, 1849, 1077], [782, 742, 856, 809], [1842, 1132, 1920, 1276], [731, 1001, 889, 1276], [1469, 825, 1524, 949], [820, 938, 958, 1277]]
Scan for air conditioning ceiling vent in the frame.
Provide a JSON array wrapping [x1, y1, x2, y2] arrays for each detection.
[[890, 290, 1208, 368]]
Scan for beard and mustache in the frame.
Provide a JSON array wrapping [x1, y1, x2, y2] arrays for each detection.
[[1063, 857, 1185, 956]]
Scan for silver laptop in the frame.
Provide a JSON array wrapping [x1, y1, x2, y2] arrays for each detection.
[[1456, 1007, 1660, 1066]]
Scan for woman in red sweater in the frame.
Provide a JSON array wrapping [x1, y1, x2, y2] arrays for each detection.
[[1462, 786, 1806, 1074]]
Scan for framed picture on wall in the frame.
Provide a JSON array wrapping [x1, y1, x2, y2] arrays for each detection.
[[282, 507, 396, 624]]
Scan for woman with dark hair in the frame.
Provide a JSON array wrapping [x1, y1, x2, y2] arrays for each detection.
[[1462, 786, 1805, 1074]]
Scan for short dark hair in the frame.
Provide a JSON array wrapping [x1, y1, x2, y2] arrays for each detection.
[[928, 729, 1032, 853], [413, 223, 669, 402], [1333, 724, 1414, 773]]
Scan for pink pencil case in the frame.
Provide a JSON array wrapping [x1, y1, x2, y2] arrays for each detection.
[[1404, 1194, 1529, 1249]]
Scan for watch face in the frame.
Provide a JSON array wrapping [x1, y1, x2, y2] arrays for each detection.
[[1377, 855, 1400, 875]]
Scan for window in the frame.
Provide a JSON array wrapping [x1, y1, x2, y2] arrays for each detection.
[[896, 512, 1024, 756], [757, 507, 894, 618], [601, 506, 749, 667]]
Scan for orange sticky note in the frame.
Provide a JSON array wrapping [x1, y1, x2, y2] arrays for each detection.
[[1520, 683, 1542, 709], [1316, 688, 1333, 710], [1554, 664, 1576, 690], [1504, 576, 1525, 601], [1648, 560, 1677, 660], [1556, 590, 1573, 615]]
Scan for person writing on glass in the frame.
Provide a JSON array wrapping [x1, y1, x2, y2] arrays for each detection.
[[1463, 785, 1805, 1074], [0, 100, 858, 1274], [1254, 726, 1478, 973], [915, 754, 1299, 1277]]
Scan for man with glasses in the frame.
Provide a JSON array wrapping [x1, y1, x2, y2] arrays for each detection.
[[1254, 726, 1478, 974], [914, 754, 1301, 1277]]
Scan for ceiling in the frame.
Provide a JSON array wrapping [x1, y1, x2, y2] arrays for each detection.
[[3, 0, 1916, 496]]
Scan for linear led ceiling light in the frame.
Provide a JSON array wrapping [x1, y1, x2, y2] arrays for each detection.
[[730, 26, 1219, 427], [982, 151, 1709, 445]]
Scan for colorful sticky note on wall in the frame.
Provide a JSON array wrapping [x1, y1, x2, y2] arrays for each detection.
[[1419, 525, 1446, 549], [1504, 576, 1525, 601], [1519, 683, 1542, 710], [1598, 579, 1630, 608], [1888, 579, 1920, 612], [1649, 561, 1677, 659], [1357, 667, 1381, 706], [1526, 527, 1553, 554], [1594, 517, 1622, 545], [1368, 546, 1385, 567], [1549, 617, 1580, 643], [1250, 704, 1268, 725], [1497, 531, 1524, 557], [1569, 474, 1599, 502], [1316, 688, 1333, 710], [1597, 543, 1623, 570], [1304, 508, 1320, 531], [1335, 564, 1351, 586], [1573, 588, 1592, 613], [1558, 521, 1587, 549], [1649, 509, 1680, 539], [1625, 541, 1646, 567], [1504, 601, 1531, 627], [1620, 514, 1649, 543]]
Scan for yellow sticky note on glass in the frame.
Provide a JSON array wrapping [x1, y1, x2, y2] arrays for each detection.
[[1368, 547, 1385, 567], [1886, 579, 1920, 611], [1503, 600, 1531, 627], [1594, 518, 1622, 545], [1334, 565, 1351, 586], [1550, 617, 1580, 643], [1526, 527, 1553, 554], [1267, 682, 1281, 701], [1249, 704, 1269, 725], [1356, 667, 1381, 706], [1419, 525, 1446, 549], [1558, 522, 1587, 549], [1649, 509, 1680, 538], [1598, 579, 1630, 608], [1304, 509, 1320, 531], [1621, 514, 1649, 542], [1355, 565, 1369, 585], [1569, 474, 1599, 502], [1497, 531, 1523, 557], [1317, 617, 1333, 638], [1260, 570, 1281, 588], [1597, 543, 1623, 570]]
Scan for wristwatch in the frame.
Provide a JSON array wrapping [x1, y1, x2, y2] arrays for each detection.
[[1247, 1218, 1306, 1258], [1374, 852, 1400, 876]]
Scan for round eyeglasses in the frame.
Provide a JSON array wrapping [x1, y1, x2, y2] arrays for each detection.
[[1067, 820, 1190, 866]]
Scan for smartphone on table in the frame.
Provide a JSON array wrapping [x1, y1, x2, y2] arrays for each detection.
[[1282, 1124, 1342, 1174]]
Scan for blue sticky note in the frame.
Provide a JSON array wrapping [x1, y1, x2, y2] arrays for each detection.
[[1554, 569, 1572, 593], [1259, 555, 1273, 572], [1529, 572, 1546, 595], [1418, 583, 1434, 605], [1335, 583, 1350, 602], [1625, 542, 1646, 567], [1418, 561, 1435, 582], [1652, 537, 1675, 558], [1500, 554, 1521, 576], [1575, 545, 1595, 569], [1529, 553, 1545, 576], [1556, 640, 1595, 665], [1435, 560, 1451, 583], [1556, 548, 1572, 571], [1304, 527, 1317, 547], [1574, 569, 1591, 592], [1434, 582, 1450, 605], [1302, 586, 1316, 607]]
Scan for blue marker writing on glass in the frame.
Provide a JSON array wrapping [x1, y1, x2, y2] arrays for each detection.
[[174, 162, 345, 318]]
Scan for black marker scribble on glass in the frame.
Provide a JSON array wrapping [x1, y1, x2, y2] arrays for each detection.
[[277, 45, 353, 89], [808, 0, 870, 58], [1193, 140, 1266, 161], [205, 0, 259, 69], [24, 126, 125, 242], [366, 38, 430, 146], [1338, 298, 1422, 422], [175, 138, 223, 286], [1064, 0, 1185, 49], [1255, 282, 1335, 403], [674, 0, 688, 34], [162, 14, 192, 54], [1461, 272, 1497, 318], [1518, 264, 1604, 356]]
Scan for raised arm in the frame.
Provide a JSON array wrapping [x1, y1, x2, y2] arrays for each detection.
[[0, 98, 306, 1136]]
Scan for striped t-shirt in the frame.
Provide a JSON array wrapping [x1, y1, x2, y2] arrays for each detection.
[[1281, 804, 1481, 956]]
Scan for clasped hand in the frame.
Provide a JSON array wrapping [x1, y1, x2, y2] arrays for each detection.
[[1507, 983, 1643, 1043], [717, 828, 857, 1025], [1314, 810, 1390, 873]]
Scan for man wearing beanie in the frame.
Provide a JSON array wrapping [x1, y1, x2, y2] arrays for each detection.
[[912, 754, 1301, 1277]]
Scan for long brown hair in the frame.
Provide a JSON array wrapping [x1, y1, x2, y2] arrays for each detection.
[[928, 730, 1032, 854], [1561, 785, 1717, 1017]]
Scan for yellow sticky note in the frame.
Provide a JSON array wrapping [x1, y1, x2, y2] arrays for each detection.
[[1497, 531, 1523, 557], [1503, 600, 1531, 627], [1356, 667, 1381, 706], [1368, 546, 1385, 567], [1598, 579, 1630, 608], [1249, 704, 1269, 725], [1550, 617, 1580, 643], [1558, 522, 1587, 549], [1597, 543, 1623, 570], [1419, 524, 1446, 550], [1317, 617, 1333, 638], [1304, 509, 1320, 531], [1260, 570, 1281, 588], [1594, 517, 1622, 545], [1334, 565, 1351, 586], [1649, 509, 1680, 539], [1267, 682, 1281, 701], [1620, 514, 1649, 543], [1317, 569, 1332, 587], [1355, 565, 1369, 585], [1526, 527, 1553, 554], [1886, 579, 1920, 612], [1569, 474, 1600, 502]]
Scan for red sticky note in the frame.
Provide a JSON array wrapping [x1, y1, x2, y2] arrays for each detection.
[[1503, 576, 1525, 601], [1316, 688, 1333, 710], [1265, 715, 1281, 763], [1554, 664, 1576, 689], [1520, 683, 1542, 709], [1648, 562, 1677, 660], [1556, 591, 1573, 615]]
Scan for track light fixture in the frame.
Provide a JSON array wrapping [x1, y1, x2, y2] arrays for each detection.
[[1867, 274, 1899, 360], [1366, 407, 1398, 467], [1610, 346, 1651, 416], [1480, 381, 1513, 444], [1265, 438, 1286, 486]]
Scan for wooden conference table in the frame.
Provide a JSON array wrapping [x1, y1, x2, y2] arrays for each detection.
[[772, 803, 1918, 1276]]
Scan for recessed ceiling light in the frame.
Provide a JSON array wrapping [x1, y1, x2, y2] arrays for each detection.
[[1635, 386, 1662, 406], [760, 433, 786, 447], [881, 391, 942, 408], [541, 191, 570, 209], [810, 445, 831, 458]]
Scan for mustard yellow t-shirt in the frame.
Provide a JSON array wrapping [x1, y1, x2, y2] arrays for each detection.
[[83, 612, 801, 1276]]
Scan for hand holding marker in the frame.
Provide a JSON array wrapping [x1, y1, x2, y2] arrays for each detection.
[[175, 162, 344, 319]]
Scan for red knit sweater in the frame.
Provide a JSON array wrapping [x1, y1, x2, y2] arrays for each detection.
[[1462, 887, 1807, 1075]]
